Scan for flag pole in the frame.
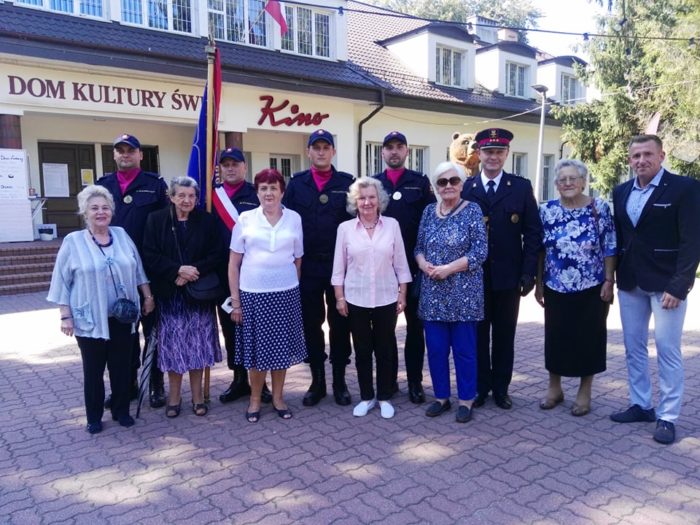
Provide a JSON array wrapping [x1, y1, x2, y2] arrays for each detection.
[[204, 38, 216, 404]]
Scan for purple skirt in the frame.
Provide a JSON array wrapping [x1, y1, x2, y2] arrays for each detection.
[[158, 289, 222, 374], [235, 286, 307, 371]]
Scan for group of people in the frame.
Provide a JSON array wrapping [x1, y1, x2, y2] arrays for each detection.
[[48, 128, 700, 445]]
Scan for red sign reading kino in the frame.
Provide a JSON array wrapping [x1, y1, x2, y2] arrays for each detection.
[[257, 95, 330, 127]]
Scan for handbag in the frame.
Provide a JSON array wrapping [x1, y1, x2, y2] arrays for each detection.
[[171, 208, 226, 304], [94, 232, 140, 324]]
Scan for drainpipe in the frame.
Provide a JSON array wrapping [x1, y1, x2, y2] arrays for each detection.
[[357, 90, 385, 177]]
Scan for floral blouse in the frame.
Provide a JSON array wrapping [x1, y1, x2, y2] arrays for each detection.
[[539, 197, 617, 293], [414, 202, 487, 322]]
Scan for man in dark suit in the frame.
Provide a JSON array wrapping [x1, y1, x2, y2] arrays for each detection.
[[461, 128, 543, 410], [98, 133, 168, 408], [610, 134, 700, 445], [373, 131, 435, 403], [282, 129, 354, 407], [211, 148, 271, 405]]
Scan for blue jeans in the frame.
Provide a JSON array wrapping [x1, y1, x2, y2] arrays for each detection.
[[424, 321, 477, 401], [618, 287, 688, 422]]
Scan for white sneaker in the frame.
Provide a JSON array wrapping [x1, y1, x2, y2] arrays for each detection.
[[379, 400, 395, 419], [353, 399, 376, 417]]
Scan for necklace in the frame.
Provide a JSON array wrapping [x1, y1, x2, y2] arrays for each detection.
[[89, 229, 113, 248], [439, 199, 463, 218], [360, 217, 379, 230]]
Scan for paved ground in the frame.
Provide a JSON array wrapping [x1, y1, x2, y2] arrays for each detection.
[[1, 288, 699, 524]]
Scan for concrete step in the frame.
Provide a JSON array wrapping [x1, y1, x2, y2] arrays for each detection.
[[0, 271, 53, 286], [0, 281, 51, 296], [0, 253, 57, 267], [0, 262, 55, 275]]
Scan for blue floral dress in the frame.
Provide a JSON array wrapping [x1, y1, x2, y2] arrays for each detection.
[[415, 202, 488, 322], [538, 197, 616, 376]]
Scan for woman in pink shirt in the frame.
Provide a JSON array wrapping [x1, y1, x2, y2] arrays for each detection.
[[332, 177, 412, 419]]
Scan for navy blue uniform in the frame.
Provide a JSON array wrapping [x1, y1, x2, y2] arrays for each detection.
[[97, 171, 169, 256], [282, 168, 354, 367], [213, 182, 260, 371], [97, 170, 168, 384], [374, 169, 435, 384], [461, 172, 543, 398]]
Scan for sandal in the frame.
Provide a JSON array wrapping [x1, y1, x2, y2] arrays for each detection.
[[273, 405, 293, 419], [539, 393, 564, 410], [571, 403, 590, 417], [165, 400, 182, 418], [246, 410, 261, 423], [192, 402, 208, 417]]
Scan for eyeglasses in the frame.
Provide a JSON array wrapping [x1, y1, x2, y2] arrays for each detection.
[[555, 176, 584, 185], [436, 176, 462, 188]]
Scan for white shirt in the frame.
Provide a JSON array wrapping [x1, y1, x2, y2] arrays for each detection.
[[230, 207, 303, 293], [481, 171, 504, 192], [331, 215, 412, 308]]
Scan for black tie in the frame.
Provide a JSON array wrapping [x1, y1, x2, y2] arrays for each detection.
[[486, 180, 496, 202]]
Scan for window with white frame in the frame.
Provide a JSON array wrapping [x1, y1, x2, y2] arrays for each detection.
[[270, 154, 300, 182], [365, 143, 427, 176], [280, 5, 331, 58], [208, 0, 268, 46], [121, 0, 193, 33], [435, 46, 464, 87], [542, 154, 554, 201], [506, 62, 527, 97], [561, 74, 578, 104], [512, 152, 527, 178], [16, 0, 104, 17]]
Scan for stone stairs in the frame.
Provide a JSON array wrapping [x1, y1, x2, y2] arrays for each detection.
[[0, 240, 61, 296]]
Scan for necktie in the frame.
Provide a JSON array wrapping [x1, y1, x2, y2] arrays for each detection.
[[486, 180, 496, 202]]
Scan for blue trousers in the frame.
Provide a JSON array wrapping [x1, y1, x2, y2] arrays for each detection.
[[424, 321, 477, 401]]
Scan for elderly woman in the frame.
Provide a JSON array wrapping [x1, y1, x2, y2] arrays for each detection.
[[535, 159, 616, 416], [47, 185, 154, 434], [229, 169, 306, 423], [143, 176, 226, 418], [415, 161, 487, 423], [331, 177, 412, 419]]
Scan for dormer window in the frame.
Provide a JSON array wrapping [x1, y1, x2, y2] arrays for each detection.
[[281, 5, 332, 58], [506, 62, 527, 97], [436, 46, 464, 87], [209, 0, 268, 46], [561, 73, 578, 104], [122, 0, 193, 33]]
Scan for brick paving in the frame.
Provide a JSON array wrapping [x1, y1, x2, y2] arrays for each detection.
[[1, 289, 699, 524]]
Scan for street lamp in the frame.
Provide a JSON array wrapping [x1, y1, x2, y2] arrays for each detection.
[[532, 84, 548, 203]]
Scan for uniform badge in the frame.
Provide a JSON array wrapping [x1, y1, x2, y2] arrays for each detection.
[[511, 213, 519, 224], [123, 195, 133, 204], [319, 194, 329, 204], [392, 191, 402, 201]]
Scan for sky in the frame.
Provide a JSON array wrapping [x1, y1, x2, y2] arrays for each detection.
[[527, 0, 609, 58]]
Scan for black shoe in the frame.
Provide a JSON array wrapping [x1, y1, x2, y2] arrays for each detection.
[[86, 422, 103, 434], [425, 400, 451, 417], [494, 393, 512, 410], [456, 405, 473, 423], [408, 382, 425, 404], [104, 395, 112, 410], [333, 385, 352, 406], [610, 404, 656, 423], [653, 419, 676, 444], [219, 380, 252, 404], [302, 365, 327, 407], [149, 386, 166, 409], [112, 414, 135, 427], [261, 384, 273, 404], [472, 393, 488, 408]]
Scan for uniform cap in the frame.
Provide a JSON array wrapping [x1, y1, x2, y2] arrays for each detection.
[[474, 128, 514, 149], [382, 131, 407, 147], [219, 148, 245, 163], [307, 129, 335, 148], [113, 133, 141, 149]]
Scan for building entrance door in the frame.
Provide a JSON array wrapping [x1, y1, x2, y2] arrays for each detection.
[[38, 142, 95, 237]]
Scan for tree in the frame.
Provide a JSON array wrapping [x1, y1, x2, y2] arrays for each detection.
[[552, 0, 700, 195], [367, 0, 541, 43]]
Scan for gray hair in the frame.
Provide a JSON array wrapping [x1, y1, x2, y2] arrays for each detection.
[[77, 185, 115, 217], [169, 176, 200, 199], [430, 161, 466, 192], [346, 177, 390, 215], [554, 159, 588, 181]]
